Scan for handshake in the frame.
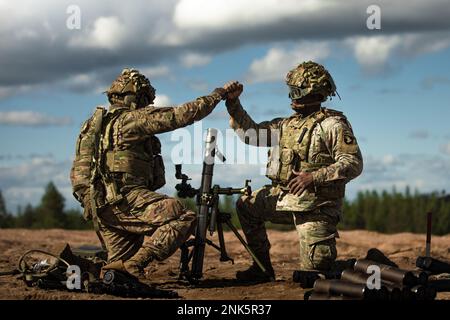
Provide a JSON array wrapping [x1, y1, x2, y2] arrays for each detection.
[[219, 80, 244, 101]]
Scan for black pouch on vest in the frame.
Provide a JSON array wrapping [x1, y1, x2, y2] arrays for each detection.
[[149, 136, 165, 190], [151, 154, 166, 191]]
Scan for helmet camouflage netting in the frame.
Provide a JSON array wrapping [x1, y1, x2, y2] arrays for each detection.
[[107, 68, 156, 102], [285, 61, 336, 101]]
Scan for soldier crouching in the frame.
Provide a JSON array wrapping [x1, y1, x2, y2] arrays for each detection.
[[70, 68, 241, 279], [224, 61, 363, 282]]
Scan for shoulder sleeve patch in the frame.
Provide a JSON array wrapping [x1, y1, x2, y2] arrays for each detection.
[[344, 132, 355, 145], [338, 129, 359, 154]]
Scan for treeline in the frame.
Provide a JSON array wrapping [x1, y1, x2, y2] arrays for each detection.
[[181, 187, 450, 234], [342, 187, 450, 235], [1, 183, 449, 235], [0, 182, 90, 229]]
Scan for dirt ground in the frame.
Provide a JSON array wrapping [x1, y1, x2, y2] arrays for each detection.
[[0, 229, 449, 300]]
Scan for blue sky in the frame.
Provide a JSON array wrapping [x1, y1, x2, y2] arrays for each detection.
[[1, 0, 450, 212]]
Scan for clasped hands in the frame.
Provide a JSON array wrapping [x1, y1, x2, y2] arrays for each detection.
[[222, 80, 244, 100]]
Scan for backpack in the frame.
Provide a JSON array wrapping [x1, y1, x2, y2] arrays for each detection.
[[70, 106, 106, 221]]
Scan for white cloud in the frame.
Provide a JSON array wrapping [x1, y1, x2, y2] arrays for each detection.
[[154, 94, 172, 106], [246, 42, 330, 83], [347, 32, 450, 74], [180, 53, 212, 68], [348, 153, 450, 198], [0, 84, 36, 99], [381, 154, 403, 166], [0, 0, 450, 95], [0, 155, 76, 212], [401, 33, 450, 56], [62, 65, 172, 95], [63, 73, 105, 94], [69, 16, 127, 50], [140, 65, 171, 78], [0, 111, 72, 127], [173, 0, 330, 30], [347, 36, 401, 74]]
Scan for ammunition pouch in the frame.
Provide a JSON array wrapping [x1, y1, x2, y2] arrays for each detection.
[[104, 148, 166, 193], [151, 154, 166, 191], [273, 158, 344, 212], [265, 147, 280, 181], [266, 147, 299, 183], [103, 178, 123, 205], [148, 135, 165, 191], [105, 150, 151, 178]]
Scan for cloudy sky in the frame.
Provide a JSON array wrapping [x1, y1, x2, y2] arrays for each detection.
[[1, 0, 450, 213]]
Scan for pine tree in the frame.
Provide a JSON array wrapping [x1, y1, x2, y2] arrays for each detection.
[[33, 182, 66, 228], [64, 208, 90, 230], [15, 204, 36, 228]]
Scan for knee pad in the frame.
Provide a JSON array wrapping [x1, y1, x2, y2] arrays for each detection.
[[297, 221, 338, 271], [307, 238, 337, 271]]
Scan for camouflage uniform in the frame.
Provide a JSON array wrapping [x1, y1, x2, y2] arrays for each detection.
[[226, 62, 363, 272], [71, 68, 226, 273]]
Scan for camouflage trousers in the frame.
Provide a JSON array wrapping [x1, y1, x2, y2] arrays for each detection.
[[97, 192, 196, 267], [236, 185, 339, 271]]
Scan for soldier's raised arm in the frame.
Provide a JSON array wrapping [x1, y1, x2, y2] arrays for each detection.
[[124, 88, 227, 135], [311, 118, 363, 186], [224, 82, 282, 147]]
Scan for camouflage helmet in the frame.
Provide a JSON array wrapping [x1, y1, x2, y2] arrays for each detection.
[[285, 61, 336, 102], [106, 68, 156, 102]]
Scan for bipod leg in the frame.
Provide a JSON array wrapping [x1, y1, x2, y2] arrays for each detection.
[[224, 219, 274, 281], [216, 219, 234, 263], [179, 238, 195, 281]]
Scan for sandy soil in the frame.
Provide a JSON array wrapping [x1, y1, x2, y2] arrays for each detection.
[[0, 229, 449, 300]]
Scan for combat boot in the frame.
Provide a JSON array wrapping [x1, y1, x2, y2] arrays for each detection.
[[101, 259, 146, 282], [236, 251, 275, 282], [123, 259, 146, 279]]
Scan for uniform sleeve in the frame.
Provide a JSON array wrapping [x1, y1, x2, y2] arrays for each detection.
[[124, 89, 225, 135], [312, 119, 363, 185], [226, 98, 282, 146]]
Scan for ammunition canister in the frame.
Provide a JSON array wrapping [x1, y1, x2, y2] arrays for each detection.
[[411, 270, 429, 285], [313, 279, 376, 299], [354, 259, 417, 286], [340, 269, 368, 284], [410, 285, 426, 300], [416, 256, 450, 274]]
